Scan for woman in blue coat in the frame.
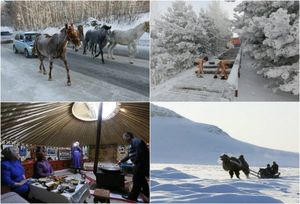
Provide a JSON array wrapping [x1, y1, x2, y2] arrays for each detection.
[[1, 147, 30, 198], [71, 141, 82, 173]]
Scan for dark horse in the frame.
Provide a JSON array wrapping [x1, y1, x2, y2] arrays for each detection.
[[220, 154, 250, 179], [33, 23, 81, 86], [77, 25, 84, 42], [83, 25, 111, 63]]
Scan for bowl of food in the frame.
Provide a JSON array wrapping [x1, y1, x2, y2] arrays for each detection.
[[71, 179, 79, 186], [67, 185, 76, 193]]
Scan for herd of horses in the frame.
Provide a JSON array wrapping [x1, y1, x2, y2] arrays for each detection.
[[33, 21, 149, 86]]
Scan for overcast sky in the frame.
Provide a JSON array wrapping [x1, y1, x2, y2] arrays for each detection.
[[151, 0, 242, 20], [152, 102, 299, 153]]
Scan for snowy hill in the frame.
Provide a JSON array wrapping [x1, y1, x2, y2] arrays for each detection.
[[151, 104, 299, 167]]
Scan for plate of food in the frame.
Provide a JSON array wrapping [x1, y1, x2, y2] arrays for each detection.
[[38, 177, 51, 183]]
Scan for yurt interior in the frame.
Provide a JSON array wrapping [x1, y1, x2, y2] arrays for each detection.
[[1, 102, 150, 203]]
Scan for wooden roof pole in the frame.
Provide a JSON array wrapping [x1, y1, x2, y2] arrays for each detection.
[[93, 103, 103, 174]]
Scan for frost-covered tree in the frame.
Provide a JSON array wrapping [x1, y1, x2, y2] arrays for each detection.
[[234, 1, 299, 95], [151, 1, 228, 85], [206, 1, 232, 52], [152, 1, 203, 85], [198, 10, 220, 55]]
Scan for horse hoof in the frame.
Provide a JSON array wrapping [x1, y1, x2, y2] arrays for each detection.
[[221, 76, 227, 80], [130, 61, 134, 64], [48, 78, 52, 81], [213, 75, 218, 79], [67, 82, 71, 86], [112, 57, 115, 60], [43, 72, 47, 75]]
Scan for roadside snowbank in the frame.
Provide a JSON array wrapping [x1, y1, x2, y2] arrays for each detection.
[[40, 13, 149, 47]]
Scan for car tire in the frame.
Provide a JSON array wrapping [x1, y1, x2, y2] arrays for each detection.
[[24, 49, 30, 58], [13, 45, 18, 54]]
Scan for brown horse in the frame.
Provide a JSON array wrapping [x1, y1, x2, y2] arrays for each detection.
[[220, 154, 250, 179], [33, 23, 81, 86]]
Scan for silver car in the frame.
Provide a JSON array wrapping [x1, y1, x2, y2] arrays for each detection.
[[1, 31, 13, 43], [13, 32, 39, 58]]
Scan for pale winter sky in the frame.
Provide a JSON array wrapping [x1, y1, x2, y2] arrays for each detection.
[[151, 0, 242, 20], [152, 102, 300, 153]]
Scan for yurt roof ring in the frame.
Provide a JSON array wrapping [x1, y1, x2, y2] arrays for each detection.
[[72, 102, 120, 122]]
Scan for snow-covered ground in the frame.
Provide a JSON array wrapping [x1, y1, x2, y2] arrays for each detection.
[[151, 104, 299, 167], [238, 55, 299, 101], [151, 68, 235, 101], [151, 164, 299, 203]]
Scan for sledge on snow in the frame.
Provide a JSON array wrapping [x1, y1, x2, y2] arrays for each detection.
[[220, 154, 281, 179]]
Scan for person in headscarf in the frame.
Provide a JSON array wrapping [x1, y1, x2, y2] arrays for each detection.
[[1, 147, 30, 198], [34, 151, 53, 178], [119, 132, 149, 202], [71, 141, 82, 173]]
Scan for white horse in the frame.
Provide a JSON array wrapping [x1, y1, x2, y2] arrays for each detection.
[[107, 21, 149, 64]]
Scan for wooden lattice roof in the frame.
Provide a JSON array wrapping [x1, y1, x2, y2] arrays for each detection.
[[1, 102, 149, 147]]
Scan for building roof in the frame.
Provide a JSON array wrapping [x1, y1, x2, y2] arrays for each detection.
[[1, 102, 149, 147]]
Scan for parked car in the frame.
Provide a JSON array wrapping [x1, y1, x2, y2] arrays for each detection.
[[13, 32, 39, 58], [1, 31, 13, 43]]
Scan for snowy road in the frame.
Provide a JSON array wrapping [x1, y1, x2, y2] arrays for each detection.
[[237, 55, 298, 101], [1, 43, 149, 101], [151, 68, 235, 101], [151, 164, 299, 203]]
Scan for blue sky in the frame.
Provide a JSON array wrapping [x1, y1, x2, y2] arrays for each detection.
[[153, 102, 300, 153]]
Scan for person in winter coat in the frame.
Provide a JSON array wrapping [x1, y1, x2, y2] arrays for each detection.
[[1, 147, 30, 198], [271, 161, 279, 175], [71, 141, 82, 173], [266, 164, 272, 176], [34, 151, 53, 178], [119, 132, 149, 202]]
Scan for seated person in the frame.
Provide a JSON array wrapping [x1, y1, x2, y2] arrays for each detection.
[[1, 147, 30, 198], [271, 161, 279, 175], [34, 151, 53, 178], [265, 164, 272, 176]]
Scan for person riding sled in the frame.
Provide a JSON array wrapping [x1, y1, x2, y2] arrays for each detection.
[[271, 161, 279, 175]]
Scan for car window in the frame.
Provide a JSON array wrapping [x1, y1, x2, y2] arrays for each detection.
[[24, 34, 37, 41], [20, 35, 24, 40], [1, 32, 11, 36]]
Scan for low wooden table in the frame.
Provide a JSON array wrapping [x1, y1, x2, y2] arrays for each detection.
[[28, 177, 90, 203]]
